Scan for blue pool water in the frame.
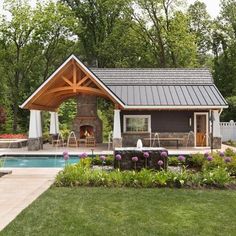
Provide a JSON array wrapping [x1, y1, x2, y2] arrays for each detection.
[[0, 156, 80, 168]]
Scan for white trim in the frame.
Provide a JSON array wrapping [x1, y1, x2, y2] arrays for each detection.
[[123, 115, 151, 133], [20, 54, 124, 109], [123, 105, 228, 109], [194, 112, 209, 147]]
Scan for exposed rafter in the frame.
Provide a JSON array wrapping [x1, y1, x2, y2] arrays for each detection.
[[20, 55, 123, 111]]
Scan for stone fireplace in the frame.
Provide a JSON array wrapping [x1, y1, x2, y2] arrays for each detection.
[[72, 94, 103, 143]]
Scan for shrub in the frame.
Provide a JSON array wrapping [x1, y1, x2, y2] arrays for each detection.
[[187, 153, 205, 169], [91, 155, 113, 166], [225, 148, 236, 157], [202, 167, 231, 187], [203, 154, 236, 176], [168, 156, 179, 166], [55, 161, 233, 188]]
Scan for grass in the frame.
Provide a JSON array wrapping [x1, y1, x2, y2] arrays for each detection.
[[1, 187, 236, 236]]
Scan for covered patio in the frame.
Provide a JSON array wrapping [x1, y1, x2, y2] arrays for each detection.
[[20, 55, 124, 151]]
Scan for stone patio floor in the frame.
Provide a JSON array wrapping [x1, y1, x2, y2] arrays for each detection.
[[0, 168, 60, 231], [0, 143, 235, 156]]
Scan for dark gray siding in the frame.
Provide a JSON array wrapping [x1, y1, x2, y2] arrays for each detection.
[[121, 110, 197, 133]]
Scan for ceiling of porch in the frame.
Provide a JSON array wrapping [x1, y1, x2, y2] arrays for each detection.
[[21, 56, 122, 111]]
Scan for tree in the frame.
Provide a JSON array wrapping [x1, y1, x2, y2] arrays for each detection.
[[132, 0, 197, 67], [0, 0, 78, 133], [0, 107, 6, 127], [34, 1, 78, 80], [212, 0, 236, 97], [0, 1, 40, 132], [63, 0, 130, 67], [188, 1, 212, 65]]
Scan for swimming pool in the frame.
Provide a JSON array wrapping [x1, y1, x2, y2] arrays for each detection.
[[0, 155, 80, 168]]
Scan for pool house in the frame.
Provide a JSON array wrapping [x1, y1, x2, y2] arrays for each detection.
[[20, 54, 228, 151]]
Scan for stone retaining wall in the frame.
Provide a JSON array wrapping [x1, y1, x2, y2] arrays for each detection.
[[114, 148, 168, 171]]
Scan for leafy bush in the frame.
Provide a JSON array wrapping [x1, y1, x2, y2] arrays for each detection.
[[187, 153, 205, 169], [203, 154, 236, 176], [202, 167, 231, 187], [168, 156, 179, 166], [225, 148, 236, 157], [91, 155, 113, 166], [55, 161, 233, 188]]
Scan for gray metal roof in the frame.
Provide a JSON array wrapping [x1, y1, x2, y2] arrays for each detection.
[[90, 68, 227, 107], [91, 68, 213, 85]]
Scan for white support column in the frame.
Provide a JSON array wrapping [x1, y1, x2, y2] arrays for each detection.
[[36, 110, 42, 138], [113, 109, 121, 139], [113, 109, 122, 148], [50, 112, 59, 135], [28, 110, 43, 150], [29, 110, 40, 138], [213, 110, 221, 137]]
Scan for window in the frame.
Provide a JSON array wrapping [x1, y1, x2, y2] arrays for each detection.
[[124, 115, 151, 133]]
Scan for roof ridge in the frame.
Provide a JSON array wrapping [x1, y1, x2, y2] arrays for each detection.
[[90, 68, 210, 71]]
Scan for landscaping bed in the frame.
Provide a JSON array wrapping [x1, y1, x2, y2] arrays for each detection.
[[56, 148, 236, 189]]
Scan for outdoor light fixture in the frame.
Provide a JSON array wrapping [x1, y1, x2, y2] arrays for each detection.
[[189, 117, 192, 127]]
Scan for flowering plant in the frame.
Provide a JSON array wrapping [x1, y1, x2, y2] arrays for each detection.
[[143, 152, 150, 168], [161, 151, 168, 158], [178, 155, 185, 162], [207, 156, 213, 162], [158, 160, 164, 166], [80, 152, 88, 159], [0, 134, 27, 139], [132, 156, 138, 170], [63, 151, 69, 166], [224, 157, 231, 163], [115, 154, 122, 161]]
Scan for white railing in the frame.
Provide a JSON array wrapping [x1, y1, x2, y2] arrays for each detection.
[[220, 120, 236, 142]]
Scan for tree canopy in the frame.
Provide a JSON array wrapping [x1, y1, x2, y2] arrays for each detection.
[[0, 0, 235, 135]]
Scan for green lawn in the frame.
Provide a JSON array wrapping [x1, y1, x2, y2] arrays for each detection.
[[1, 187, 236, 236]]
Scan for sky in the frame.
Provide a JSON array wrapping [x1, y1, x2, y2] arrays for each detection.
[[0, 0, 221, 18], [188, 0, 221, 18]]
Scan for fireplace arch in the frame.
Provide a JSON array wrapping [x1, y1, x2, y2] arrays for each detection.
[[80, 125, 94, 139]]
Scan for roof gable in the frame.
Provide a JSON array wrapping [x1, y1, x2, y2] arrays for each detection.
[[20, 55, 124, 111]]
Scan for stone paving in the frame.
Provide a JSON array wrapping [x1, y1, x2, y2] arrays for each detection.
[[0, 143, 234, 157], [0, 168, 60, 231]]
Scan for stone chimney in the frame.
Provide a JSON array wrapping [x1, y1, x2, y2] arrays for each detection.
[[72, 94, 103, 143]]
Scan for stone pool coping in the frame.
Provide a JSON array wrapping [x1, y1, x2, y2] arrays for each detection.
[[0, 139, 28, 148]]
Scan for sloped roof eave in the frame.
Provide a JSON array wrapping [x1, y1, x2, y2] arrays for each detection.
[[20, 54, 125, 110]]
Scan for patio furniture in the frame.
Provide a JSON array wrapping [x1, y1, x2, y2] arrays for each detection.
[[52, 134, 65, 147], [52, 139, 65, 147], [85, 136, 96, 147], [77, 139, 86, 147], [144, 137, 184, 149]]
